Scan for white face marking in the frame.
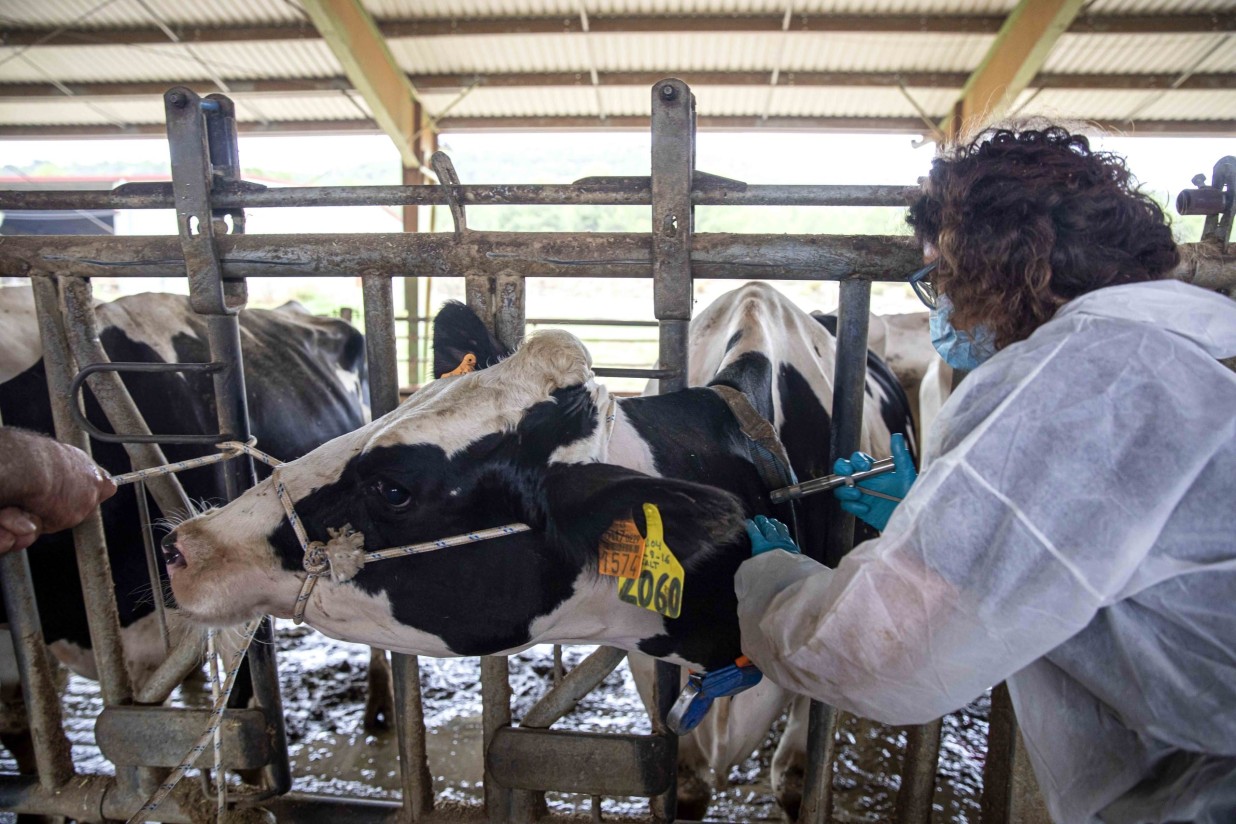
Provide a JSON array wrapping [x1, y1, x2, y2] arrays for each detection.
[[0, 284, 42, 383], [169, 329, 609, 632]]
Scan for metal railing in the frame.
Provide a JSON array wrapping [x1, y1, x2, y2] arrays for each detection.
[[0, 80, 1232, 824]]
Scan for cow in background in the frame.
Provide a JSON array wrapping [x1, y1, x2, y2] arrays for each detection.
[[625, 287, 915, 819], [0, 285, 392, 726], [162, 281, 913, 819]]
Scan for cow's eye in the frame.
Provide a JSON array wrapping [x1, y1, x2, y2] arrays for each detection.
[[373, 480, 412, 510]]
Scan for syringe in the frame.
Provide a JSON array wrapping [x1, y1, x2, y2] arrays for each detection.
[[769, 457, 897, 504]]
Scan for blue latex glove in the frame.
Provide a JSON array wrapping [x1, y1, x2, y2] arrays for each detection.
[[832, 433, 917, 532], [745, 515, 800, 556]]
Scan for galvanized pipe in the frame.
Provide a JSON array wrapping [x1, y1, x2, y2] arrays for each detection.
[[0, 182, 917, 212], [133, 631, 208, 705], [520, 647, 628, 729], [896, 718, 943, 824], [800, 278, 873, 823], [0, 552, 75, 788], [481, 656, 514, 823], [29, 276, 134, 709], [60, 277, 193, 517], [5, 234, 1233, 289], [362, 271, 434, 821]]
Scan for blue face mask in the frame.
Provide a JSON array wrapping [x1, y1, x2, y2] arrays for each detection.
[[930, 296, 997, 371]]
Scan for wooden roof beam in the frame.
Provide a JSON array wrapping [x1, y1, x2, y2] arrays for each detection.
[[1, 12, 1230, 47], [297, 0, 426, 169], [940, 0, 1086, 140], [3, 72, 1233, 100]]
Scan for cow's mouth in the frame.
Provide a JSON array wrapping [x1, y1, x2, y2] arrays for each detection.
[[161, 531, 186, 570]]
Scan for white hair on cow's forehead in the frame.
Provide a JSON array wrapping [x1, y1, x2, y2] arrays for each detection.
[[366, 329, 596, 455]]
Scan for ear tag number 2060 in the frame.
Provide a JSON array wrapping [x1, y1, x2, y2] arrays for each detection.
[[617, 503, 684, 619]]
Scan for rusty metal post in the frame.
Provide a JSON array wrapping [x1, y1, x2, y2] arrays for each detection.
[[799, 277, 873, 823], [896, 718, 943, 824], [648, 76, 696, 824], [166, 87, 291, 803], [0, 549, 75, 789], [481, 655, 514, 823], [29, 277, 134, 710], [60, 277, 192, 517], [364, 271, 435, 821]]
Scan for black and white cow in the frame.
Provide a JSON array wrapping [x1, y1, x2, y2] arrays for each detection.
[[0, 285, 371, 703], [163, 282, 912, 815]]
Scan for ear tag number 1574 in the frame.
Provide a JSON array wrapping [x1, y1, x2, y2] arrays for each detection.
[[617, 503, 684, 619]]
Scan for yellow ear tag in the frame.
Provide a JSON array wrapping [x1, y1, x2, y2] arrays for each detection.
[[617, 503, 684, 619], [440, 352, 477, 378], [597, 515, 645, 578]]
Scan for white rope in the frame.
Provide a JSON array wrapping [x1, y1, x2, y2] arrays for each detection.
[[126, 618, 260, 824], [208, 629, 225, 824]]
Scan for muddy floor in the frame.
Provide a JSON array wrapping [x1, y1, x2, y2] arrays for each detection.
[[1, 623, 989, 822]]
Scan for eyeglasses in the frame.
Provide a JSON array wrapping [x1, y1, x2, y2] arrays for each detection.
[[908, 261, 939, 310]]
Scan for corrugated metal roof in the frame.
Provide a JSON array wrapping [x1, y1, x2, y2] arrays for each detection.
[[770, 85, 956, 117], [363, 0, 1018, 17], [0, 41, 342, 84], [0, 0, 305, 30], [0, 1, 1231, 135], [776, 32, 994, 72], [1085, 0, 1234, 12], [1045, 33, 1232, 74], [0, 96, 166, 125], [389, 31, 997, 75], [1138, 88, 1236, 120], [231, 91, 373, 121], [1017, 88, 1162, 121]]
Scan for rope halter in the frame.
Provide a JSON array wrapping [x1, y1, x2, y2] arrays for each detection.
[[114, 439, 531, 624]]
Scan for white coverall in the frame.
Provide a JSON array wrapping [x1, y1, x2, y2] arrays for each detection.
[[736, 280, 1236, 823]]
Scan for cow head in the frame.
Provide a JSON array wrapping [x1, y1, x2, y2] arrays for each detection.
[[165, 315, 744, 664]]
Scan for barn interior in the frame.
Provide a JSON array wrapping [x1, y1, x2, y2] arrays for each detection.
[[1, 1, 1233, 822]]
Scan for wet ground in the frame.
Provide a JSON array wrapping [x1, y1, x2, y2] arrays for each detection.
[[1, 624, 989, 822]]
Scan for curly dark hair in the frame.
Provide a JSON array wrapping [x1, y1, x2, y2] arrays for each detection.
[[906, 126, 1180, 349]]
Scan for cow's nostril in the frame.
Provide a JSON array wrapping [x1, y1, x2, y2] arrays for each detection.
[[161, 531, 185, 569]]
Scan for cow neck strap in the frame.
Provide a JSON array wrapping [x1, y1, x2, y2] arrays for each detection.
[[113, 440, 530, 626], [708, 385, 802, 540]]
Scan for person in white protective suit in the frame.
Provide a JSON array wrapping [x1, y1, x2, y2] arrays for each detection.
[[736, 127, 1236, 823]]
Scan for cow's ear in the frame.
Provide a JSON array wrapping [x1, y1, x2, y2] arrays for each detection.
[[432, 301, 511, 378], [540, 462, 746, 572]]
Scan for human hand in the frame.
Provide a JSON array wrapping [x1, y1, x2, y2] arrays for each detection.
[[745, 515, 800, 557], [0, 430, 116, 551], [0, 508, 43, 555], [832, 433, 916, 532]]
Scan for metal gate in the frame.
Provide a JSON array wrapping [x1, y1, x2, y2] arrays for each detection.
[[0, 81, 1232, 823]]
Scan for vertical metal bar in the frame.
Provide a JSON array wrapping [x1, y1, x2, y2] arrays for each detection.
[[403, 153, 423, 388], [29, 276, 134, 709], [134, 481, 172, 655], [800, 277, 873, 824], [169, 89, 291, 799], [60, 277, 192, 517], [980, 683, 1016, 824], [649, 76, 695, 824], [494, 273, 526, 353], [896, 719, 943, 824], [392, 654, 433, 821], [481, 656, 513, 823], [364, 272, 434, 821], [361, 274, 402, 414], [0, 539, 75, 788]]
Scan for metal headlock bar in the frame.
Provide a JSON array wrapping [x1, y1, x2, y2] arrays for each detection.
[[1, 80, 1233, 824]]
